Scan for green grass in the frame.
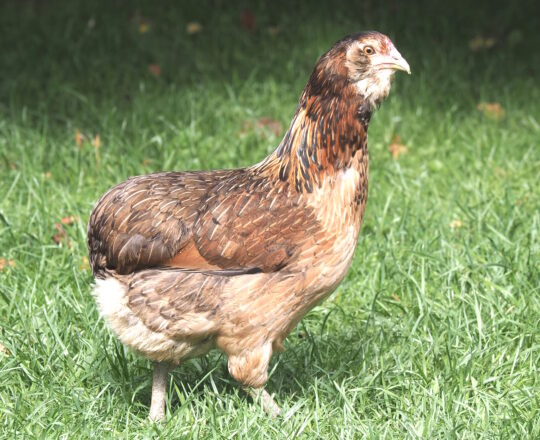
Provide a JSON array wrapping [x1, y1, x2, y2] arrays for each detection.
[[1, 0, 539, 438]]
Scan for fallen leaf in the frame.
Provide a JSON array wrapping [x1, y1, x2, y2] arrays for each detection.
[[52, 223, 70, 247], [240, 118, 283, 137], [60, 215, 79, 225], [391, 294, 401, 302], [138, 21, 150, 34], [92, 134, 101, 149], [75, 129, 85, 148], [469, 35, 496, 51], [0, 343, 9, 356], [80, 256, 90, 271], [450, 219, 464, 229], [388, 135, 408, 159], [43, 171, 52, 179], [186, 21, 203, 35], [477, 102, 505, 120], [257, 117, 283, 136], [148, 64, 161, 77], [241, 9, 256, 31], [0, 258, 15, 271]]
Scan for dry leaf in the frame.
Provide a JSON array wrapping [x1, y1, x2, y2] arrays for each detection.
[[138, 22, 150, 34], [52, 223, 70, 247], [388, 135, 408, 159], [43, 171, 52, 179], [257, 117, 283, 137], [468, 35, 496, 51], [186, 22, 203, 35], [241, 9, 256, 31], [92, 134, 101, 148], [148, 64, 161, 77], [450, 219, 464, 229], [60, 215, 79, 225], [240, 118, 283, 137], [0, 343, 9, 356], [80, 256, 90, 271], [391, 294, 401, 302], [477, 102, 505, 120], [0, 258, 15, 271], [75, 129, 85, 148]]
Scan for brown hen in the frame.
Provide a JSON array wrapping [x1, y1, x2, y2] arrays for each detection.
[[88, 31, 410, 420]]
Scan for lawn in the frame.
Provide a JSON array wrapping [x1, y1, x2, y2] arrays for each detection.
[[0, 0, 538, 438]]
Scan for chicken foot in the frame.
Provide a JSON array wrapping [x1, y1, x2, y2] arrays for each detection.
[[245, 387, 281, 417]]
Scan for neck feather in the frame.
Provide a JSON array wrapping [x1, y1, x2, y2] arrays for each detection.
[[258, 79, 371, 193]]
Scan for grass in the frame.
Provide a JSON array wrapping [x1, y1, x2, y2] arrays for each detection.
[[0, 0, 538, 438]]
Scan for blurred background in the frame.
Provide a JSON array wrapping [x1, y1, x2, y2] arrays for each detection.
[[0, 0, 538, 438]]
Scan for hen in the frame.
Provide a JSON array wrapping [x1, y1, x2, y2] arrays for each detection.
[[88, 31, 410, 420]]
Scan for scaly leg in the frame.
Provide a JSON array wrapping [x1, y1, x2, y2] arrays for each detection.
[[149, 361, 171, 421], [245, 387, 281, 417]]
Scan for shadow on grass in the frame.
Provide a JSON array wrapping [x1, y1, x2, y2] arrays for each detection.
[[1, 0, 537, 123], [96, 323, 375, 418]]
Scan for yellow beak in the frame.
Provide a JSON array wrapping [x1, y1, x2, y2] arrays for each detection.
[[376, 48, 411, 74]]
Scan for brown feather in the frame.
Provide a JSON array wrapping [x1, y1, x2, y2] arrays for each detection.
[[88, 31, 409, 396]]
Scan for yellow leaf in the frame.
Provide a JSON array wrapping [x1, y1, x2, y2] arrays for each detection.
[[450, 219, 464, 229], [0, 258, 15, 271], [138, 22, 150, 34], [0, 343, 9, 356], [75, 128, 85, 148], [469, 35, 496, 51], [477, 102, 505, 120], [388, 135, 408, 159], [92, 134, 101, 148], [80, 256, 90, 271], [186, 22, 203, 35]]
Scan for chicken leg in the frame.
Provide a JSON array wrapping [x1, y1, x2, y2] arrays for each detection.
[[149, 361, 171, 421]]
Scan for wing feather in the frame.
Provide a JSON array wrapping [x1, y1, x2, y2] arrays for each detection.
[[88, 169, 323, 277]]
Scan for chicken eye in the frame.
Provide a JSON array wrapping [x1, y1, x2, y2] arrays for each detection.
[[363, 46, 375, 55]]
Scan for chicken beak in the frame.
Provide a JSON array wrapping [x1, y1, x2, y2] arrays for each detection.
[[391, 54, 411, 74], [377, 48, 411, 75]]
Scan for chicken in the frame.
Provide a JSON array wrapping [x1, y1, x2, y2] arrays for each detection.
[[88, 31, 410, 420]]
